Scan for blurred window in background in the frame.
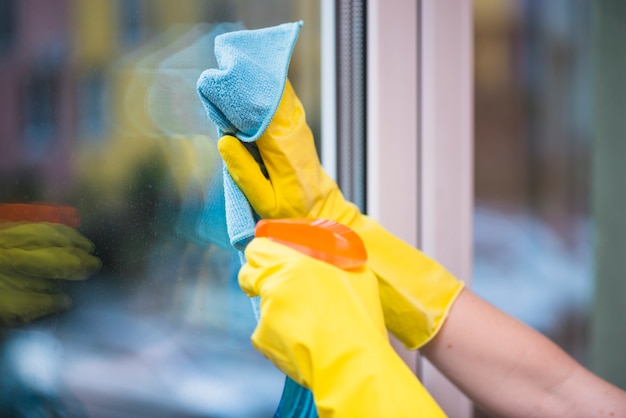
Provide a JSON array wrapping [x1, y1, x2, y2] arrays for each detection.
[[77, 69, 109, 142], [0, 0, 16, 56], [473, 3, 626, 417], [0, 1, 320, 417], [23, 64, 60, 156], [119, 0, 144, 47], [473, 0, 592, 360]]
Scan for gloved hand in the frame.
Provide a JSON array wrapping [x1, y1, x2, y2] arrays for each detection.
[[241, 237, 445, 417], [218, 80, 464, 350], [0, 222, 101, 327]]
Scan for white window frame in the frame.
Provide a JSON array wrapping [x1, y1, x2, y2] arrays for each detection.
[[365, 1, 474, 417]]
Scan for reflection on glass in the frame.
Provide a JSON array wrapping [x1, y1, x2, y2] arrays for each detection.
[[0, 1, 320, 416]]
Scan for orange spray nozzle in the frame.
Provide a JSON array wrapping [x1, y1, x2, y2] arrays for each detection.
[[0, 203, 81, 228], [254, 218, 367, 270]]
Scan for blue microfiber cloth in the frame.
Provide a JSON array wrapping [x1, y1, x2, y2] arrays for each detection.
[[197, 21, 302, 251], [197, 21, 302, 142], [196, 21, 317, 418]]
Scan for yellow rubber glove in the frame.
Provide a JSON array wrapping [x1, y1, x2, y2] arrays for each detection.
[[218, 80, 464, 350], [241, 237, 446, 417], [0, 222, 102, 327]]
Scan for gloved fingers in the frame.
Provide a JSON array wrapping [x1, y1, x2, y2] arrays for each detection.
[[0, 273, 65, 293], [239, 237, 298, 298], [221, 127, 314, 220], [0, 222, 96, 252], [241, 237, 386, 334], [218, 135, 278, 217], [45, 223, 97, 252], [262, 80, 301, 137], [238, 236, 449, 418], [0, 290, 71, 327], [0, 247, 101, 280], [255, 119, 319, 182], [242, 238, 393, 388], [254, 83, 318, 181], [240, 237, 358, 298]]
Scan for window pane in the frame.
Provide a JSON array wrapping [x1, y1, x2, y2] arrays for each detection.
[[0, 1, 320, 416], [474, 0, 591, 356]]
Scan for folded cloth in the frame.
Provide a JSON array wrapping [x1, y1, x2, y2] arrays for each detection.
[[197, 21, 302, 142], [196, 21, 316, 418], [197, 21, 303, 251]]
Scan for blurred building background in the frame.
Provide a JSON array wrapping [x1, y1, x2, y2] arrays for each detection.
[[0, 1, 320, 416], [473, 0, 592, 359], [473, 3, 626, 418]]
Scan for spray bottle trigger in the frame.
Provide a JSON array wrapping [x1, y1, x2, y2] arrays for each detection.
[[254, 218, 367, 270]]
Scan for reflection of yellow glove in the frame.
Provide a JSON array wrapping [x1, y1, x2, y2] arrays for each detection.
[[0, 222, 101, 327], [241, 237, 445, 417], [218, 80, 464, 350]]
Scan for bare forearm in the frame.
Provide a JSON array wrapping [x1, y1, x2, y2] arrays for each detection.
[[420, 289, 626, 417]]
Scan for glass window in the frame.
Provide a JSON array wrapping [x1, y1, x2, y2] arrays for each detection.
[[0, 1, 320, 416]]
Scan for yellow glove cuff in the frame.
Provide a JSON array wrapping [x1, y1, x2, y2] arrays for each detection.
[[358, 216, 465, 350]]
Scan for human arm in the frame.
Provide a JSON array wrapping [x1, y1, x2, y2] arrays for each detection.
[[421, 288, 626, 418]]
